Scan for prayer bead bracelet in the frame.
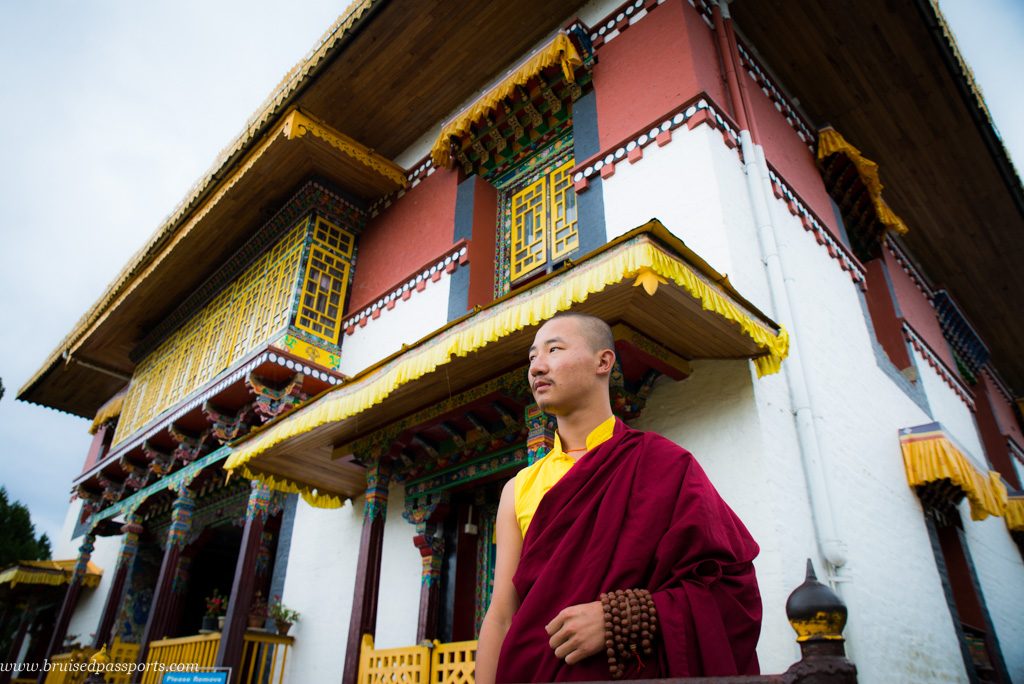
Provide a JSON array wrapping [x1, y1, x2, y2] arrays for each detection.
[[599, 588, 657, 678]]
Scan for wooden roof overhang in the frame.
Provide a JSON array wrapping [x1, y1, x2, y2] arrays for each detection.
[[224, 221, 789, 502], [731, 0, 1024, 394], [20, 109, 405, 417], [19, 0, 592, 418], [70, 343, 343, 506]]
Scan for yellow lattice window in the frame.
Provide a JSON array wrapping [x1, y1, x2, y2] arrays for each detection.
[[295, 218, 356, 344], [509, 158, 578, 282], [549, 159, 578, 260], [510, 177, 548, 280], [313, 216, 355, 256], [113, 223, 306, 444]]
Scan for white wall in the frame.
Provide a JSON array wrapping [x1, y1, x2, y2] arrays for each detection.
[[339, 276, 452, 376], [753, 179, 971, 682], [280, 498, 361, 683], [601, 124, 738, 278], [913, 346, 987, 468], [280, 483, 424, 683], [373, 483, 427, 649]]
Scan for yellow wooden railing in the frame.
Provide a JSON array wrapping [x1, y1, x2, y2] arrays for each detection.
[[139, 632, 219, 684], [431, 640, 477, 684], [104, 638, 141, 684], [140, 630, 293, 684], [358, 635, 477, 684], [42, 648, 98, 684]]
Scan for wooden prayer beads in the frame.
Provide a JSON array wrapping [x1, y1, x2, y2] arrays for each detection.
[[599, 588, 658, 678]]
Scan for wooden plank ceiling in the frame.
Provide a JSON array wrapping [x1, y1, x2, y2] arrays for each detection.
[[731, 0, 1024, 394], [21, 0, 589, 416]]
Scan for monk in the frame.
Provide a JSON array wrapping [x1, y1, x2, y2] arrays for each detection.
[[475, 312, 761, 682]]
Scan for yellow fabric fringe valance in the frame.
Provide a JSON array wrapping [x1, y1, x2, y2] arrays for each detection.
[[226, 231, 789, 478], [817, 127, 909, 236], [1005, 496, 1024, 532], [234, 469, 345, 509], [89, 389, 126, 435], [900, 424, 1008, 520], [430, 32, 583, 168], [0, 560, 103, 589]]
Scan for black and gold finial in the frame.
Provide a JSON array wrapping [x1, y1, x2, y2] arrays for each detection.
[[786, 559, 848, 643]]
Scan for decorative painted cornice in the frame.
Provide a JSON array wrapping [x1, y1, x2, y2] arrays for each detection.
[[588, 0, 664, 49], [571, 96, 740, 192], [902, 321, 975, 410], [346, 367, 531, 459], [168, 424, 210, 466], [767, 167, 867, 289], [735, 43, 816, 149], [884, 239, 932, 297], [82, 346, 342, 488], [248, 371, 308, 423], [343, 242, 469, 335], [932, 290, 990, 377], [980, 366, 1015, 406], [283, 109, 408, 189]]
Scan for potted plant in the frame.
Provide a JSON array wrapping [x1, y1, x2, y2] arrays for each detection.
[[268, 596, 299, 635], [203, 589, 227, 632], [248, 591, 268, 629]]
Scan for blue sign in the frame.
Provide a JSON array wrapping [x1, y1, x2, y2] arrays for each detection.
[[161, 671, 229, 684]]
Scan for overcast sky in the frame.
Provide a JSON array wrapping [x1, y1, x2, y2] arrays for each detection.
[[0, 0, 1021, 549]]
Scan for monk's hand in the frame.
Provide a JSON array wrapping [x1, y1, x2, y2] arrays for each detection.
[[544, 601, 604, 665]]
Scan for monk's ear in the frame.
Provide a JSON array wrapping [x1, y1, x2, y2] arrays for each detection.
[[595, 348, 616, 376]]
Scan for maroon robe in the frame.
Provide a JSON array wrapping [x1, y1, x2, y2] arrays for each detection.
[[496, 420, 761, 681]]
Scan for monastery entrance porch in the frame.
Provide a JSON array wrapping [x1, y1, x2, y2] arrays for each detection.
[[40, 465, 293, 684], [221, 223, 790, 682]]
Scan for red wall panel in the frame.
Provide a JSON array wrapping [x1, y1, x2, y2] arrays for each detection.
[[349, 170, 459, 312], [742, 69, 838, 235], [593, 0, 726, 150], [980, 370, 1024, 446], [882, 248, 956, 370]]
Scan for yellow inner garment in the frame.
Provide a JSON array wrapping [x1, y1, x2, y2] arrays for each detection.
[[514, 416, 616, 537]]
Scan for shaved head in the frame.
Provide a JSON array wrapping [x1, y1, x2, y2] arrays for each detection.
[[548, 312, 615, 354]]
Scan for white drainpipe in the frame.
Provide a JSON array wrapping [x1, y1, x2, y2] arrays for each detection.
[[718, 1, 849, 586]]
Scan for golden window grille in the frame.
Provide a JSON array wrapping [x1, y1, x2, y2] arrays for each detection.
[[549, 158, 578, 260], [509, 158, 578, 282], [294, 217, 356, 344], [113, 222, 307, 445], [510, 176, 548, 281]]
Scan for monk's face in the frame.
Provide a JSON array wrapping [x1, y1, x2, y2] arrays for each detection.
[[527, 317, 607, 415]]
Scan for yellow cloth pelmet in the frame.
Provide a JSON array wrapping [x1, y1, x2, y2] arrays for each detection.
[[226, 237, 789, 489], [817, 127, 909, 236], [900, 433, 1008, 520], [430, 33, 583, 167]]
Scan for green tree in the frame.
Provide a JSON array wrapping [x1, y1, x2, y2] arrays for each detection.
[[0, 487, 51, 568]]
